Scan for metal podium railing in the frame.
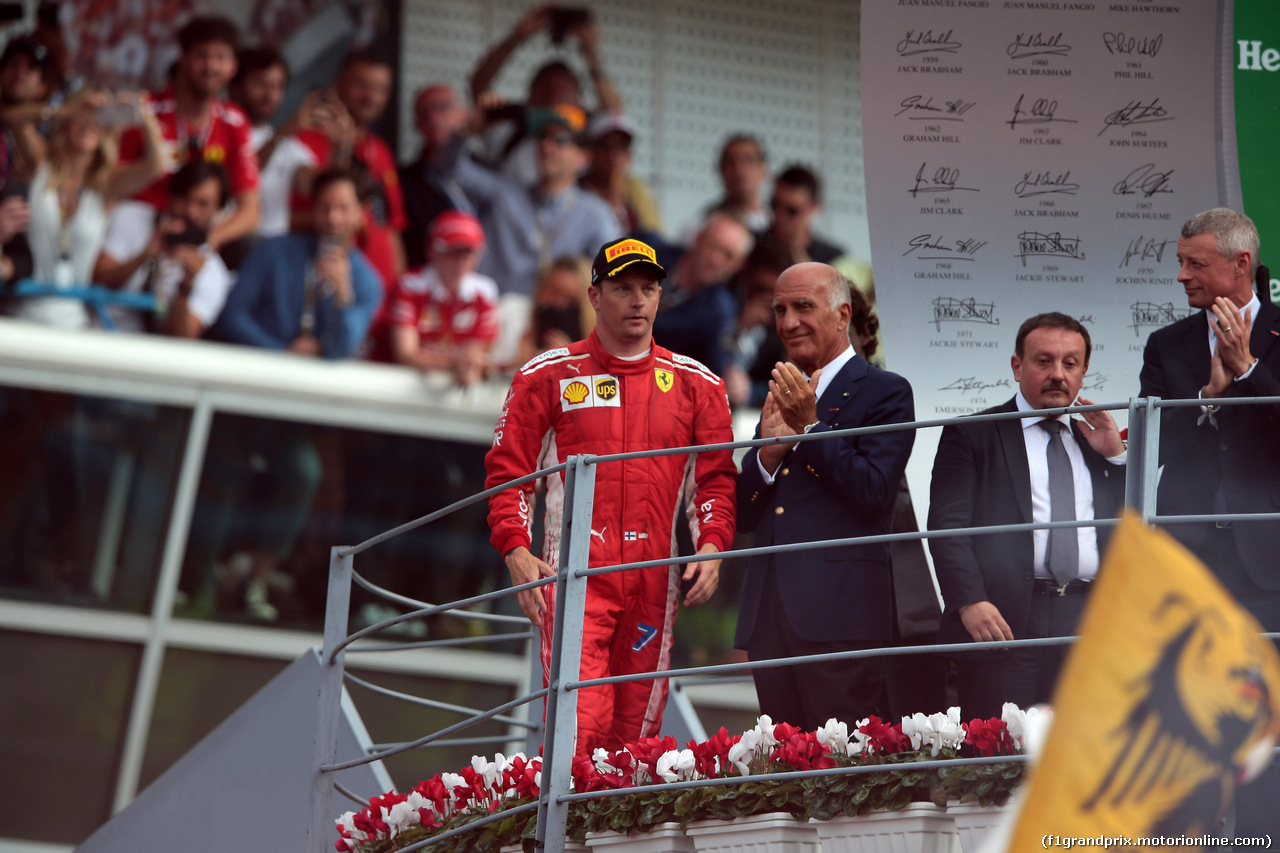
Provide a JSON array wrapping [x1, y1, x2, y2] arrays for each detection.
[[306, 394, 1280, 852]]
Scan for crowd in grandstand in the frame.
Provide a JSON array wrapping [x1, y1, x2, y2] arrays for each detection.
[[0, 8, 865, 392]]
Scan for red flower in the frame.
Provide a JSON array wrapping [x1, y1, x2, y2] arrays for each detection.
[[963, 717, 1015, 757], [770, 729, 835, 772], [625, 735, 679, 773], [572, 754, 607, 792], [856, 716, 912, 756], [506, 754, 542, 799], [772, 721, 802, 743], [689, 727, 738, 777], [454, 766, 493, 807], [413, 775, 451, 816]]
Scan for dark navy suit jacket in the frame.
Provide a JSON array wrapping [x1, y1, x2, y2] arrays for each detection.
[[734, 354, 915, 648], [1139, 300, 1280, 590]]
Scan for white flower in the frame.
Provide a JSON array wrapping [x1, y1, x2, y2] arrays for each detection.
[[929, 707, 966, 755], [384, 800, 421, 838], [900, 712, 930, 751], [655, 748, 698, 783], [592, 747, 618, 775], [728, 732, 758, 775], [1002, 703, 1029, 748], [754, 715, 781, 751], [848, 717, 873, 756], [471, 753, 508, 790], [815, 718, 849, 753], [439, 771, 466, 806], [1012, 704, 1053, 754], [336, 812, 368, 842]]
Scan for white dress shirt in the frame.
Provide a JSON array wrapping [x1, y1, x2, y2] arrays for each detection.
[[1016, 392, 1127, 581]]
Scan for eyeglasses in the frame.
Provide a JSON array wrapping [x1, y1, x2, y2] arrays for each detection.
[[539, 130, 575, 147], [770, 198, 803, 217]]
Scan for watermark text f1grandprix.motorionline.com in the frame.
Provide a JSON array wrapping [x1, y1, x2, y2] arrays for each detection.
[[1041, 836, 1272, 849]]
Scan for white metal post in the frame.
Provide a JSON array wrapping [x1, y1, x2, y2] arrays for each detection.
[[112, 392, 213, 814], [308, 546, 354, 849], [536, 455, 595, 852], [1125, 396, 1161, 520]]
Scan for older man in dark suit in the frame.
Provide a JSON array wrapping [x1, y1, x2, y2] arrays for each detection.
[[734, 262, 915, 730], [929, 313, 1126, 721], [1139, 208, 1280, 631], [1138, 207, 1280, 838]]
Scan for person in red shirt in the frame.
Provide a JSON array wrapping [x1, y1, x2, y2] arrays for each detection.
[[388, 211, 498, 387], [117, 16, 260, 252], [294, 49, 406, 288]]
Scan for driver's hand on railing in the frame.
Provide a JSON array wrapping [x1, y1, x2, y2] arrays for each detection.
[[682, 543, 721, 607], [959, 600, 1014, 643], [505, 545, 556, 626], [1074, 397, 1126, 458]]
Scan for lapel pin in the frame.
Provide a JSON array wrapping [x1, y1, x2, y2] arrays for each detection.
[[1271, 330, 1278, 336], [829, 407, 839, 413]]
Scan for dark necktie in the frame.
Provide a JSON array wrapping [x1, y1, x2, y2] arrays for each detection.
[[1039, 419, 1078, 586]]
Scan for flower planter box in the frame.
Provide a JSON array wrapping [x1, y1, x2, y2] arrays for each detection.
[[946, 802, 1011, 853], [685, 812, 819, 853], [500, 843, 589, 853], [807, 804, 960, 853], [587, 822, 695, 853]]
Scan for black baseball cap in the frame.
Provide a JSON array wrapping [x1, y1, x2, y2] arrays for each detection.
[[591, 237, 667, 286]]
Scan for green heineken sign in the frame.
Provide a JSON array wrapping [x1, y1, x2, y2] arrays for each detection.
[[1235, 0, 1280, 304]]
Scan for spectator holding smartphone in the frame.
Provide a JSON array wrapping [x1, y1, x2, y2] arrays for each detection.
[[469, 4, 622, 186], [212, 166, 382, 359], [93, 159, 234, 337], [8, 88, 165, 329]]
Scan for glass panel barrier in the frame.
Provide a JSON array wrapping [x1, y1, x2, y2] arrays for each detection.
[[0, 385, 191, 614], [174, 415, 512, 637]]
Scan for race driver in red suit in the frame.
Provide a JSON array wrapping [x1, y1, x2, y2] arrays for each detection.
[[485, 237, 737, 755]]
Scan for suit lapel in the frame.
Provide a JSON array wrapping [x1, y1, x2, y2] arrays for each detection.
[[816, 356, 866, 423], [994, 398, 1033, 524], [1250, 300, 1280, 362], [1071, 420, 1115, 506], [1177, 312, 1212, 390]]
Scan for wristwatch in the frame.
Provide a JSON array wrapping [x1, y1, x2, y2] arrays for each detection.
[[802, 422, 821, 434]]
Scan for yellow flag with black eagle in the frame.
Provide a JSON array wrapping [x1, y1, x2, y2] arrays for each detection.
[[1011, 514, 1280, 842]]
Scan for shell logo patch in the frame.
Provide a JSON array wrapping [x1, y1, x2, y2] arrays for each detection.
[[654, 369, 674, 393], [562, 380, 591, 405], [560, 375, 622, 411]]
